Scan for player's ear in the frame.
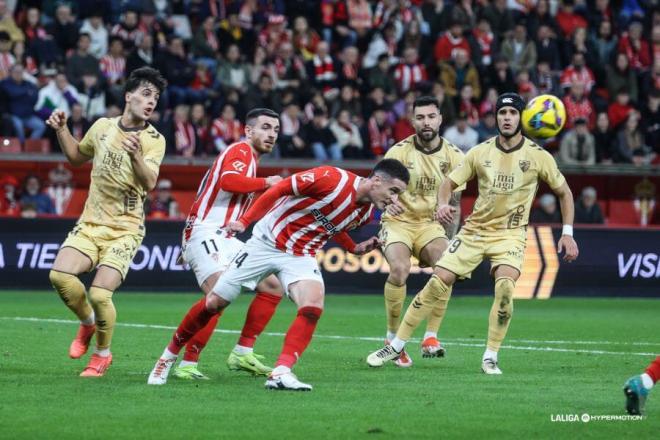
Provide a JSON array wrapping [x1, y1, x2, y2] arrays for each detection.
[[244, 124, 252, 139]]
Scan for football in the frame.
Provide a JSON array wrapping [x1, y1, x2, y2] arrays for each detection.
[[521, 94, 566, 139]]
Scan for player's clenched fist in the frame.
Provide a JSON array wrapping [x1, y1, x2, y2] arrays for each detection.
[[226, 220, 246, 235], [353, 236, 382, 255], [46, 109, 67, 131], [121, 133, 142, 157]]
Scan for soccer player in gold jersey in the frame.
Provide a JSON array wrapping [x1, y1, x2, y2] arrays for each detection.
[[379, 96, 464, 367], [368, 92, 579, 374], [45, 67, 167, 377]]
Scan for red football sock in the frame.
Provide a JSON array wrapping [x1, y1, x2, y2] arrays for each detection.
[[276, 306, 323, 369], [646, 356, 660, 383], [237, 292, 282, 348], [167, 298, 217, 355], [182, 312, 221, 362]]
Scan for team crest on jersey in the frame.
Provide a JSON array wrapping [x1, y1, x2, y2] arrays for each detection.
[[300, 172, 315, 183], [438, 161, 449, 174], [519, 160, 530, 172], [405, 161, 414, 169], [232, 160, 246, 172]]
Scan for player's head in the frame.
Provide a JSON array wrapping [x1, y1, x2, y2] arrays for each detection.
[[245, 108, 280, 154], [123, 67, 166, 122], [367, 159, 409, 210], [412, 96, 442, 143], [495, 92, 525, 138]]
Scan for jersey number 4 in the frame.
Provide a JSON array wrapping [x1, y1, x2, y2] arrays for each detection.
[[234, 252, 248, 268]]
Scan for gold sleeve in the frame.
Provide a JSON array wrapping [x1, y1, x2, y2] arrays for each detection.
[[537, 150, 566, 190], [78, 118, 105, 157], [448, 148, 475, 188], [450, 148, 467, 192], [141, 130, 166, 176]]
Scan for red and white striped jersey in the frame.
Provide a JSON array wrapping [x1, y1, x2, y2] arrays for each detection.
[[184, 142, 260, 241], [252, 166, 373, 256]]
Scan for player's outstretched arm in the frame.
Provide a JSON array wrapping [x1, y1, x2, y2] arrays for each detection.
[[46, 109, 90, 166], [233, 177, 296, 230], [435, 178, 459, 225], [553, 181, 579, 262], [122, 133, 158, 191]]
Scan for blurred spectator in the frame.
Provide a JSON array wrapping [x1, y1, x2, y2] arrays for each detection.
[[563, 27, 597, 72], [527, 0, 559, 45], [66, 103, 90, 142], [145, 179, 180, 219], [0, 173, 20, 216], [472, 17, 496, 70], [476, 111, 498, 142], [0, 30, 14, 80], [245, 73, 282, 113], [555, 0, 587, 39], [559, 118, 596, 165], [575, 186, 605, 224], [592, 20, 618, 77], [562, 82, 595, 130], [399, 19, 430, 65], [110, 9, 143, 51], [301, 108, 340, 161], [126, 34, 157, 73], [534, 24, 561, 71], [457, 84, 480, 127], [217, 43, 250, 94], [434, 20, 470, 63], [167, 105, 196, 157], [607, 89, 635, 131], [501, 23, 536, 75], [0, 64, 45, 143], [367, 105, 394, 158], [615, 112, 653, 165], [271, 41, 308, 91], [393, 103, 416, 141], [367, 53, 396, 98], [640, 92, 659, 158], [35, 71, 79, 119], [79, 12, 108, 59], [258, 14, 291, 57], [210, 103, 243, 153], [362, 22, 398, 69], [438, 48, 480, 100], [431, 81, 456, 128], [279, 101, 307, 158], [307, 40, 338, 99], [347, 0, 373, 44], [159, 36, 197, 106], [66, 34, 102, 91], [606, 53, 638, 104], [217, 10, 255, 56], [0, 0, 23, 42], [12, 39, 37, 77], [443, 112, 478, 153], [331, 83, 362, 123], [394, 47, 427, 94], [76, 73, 105, 120], [47, 2, 78, 58], [192, 16, 220, 65], [617, 19, 650, 71], [100, 37, 127, 89], [593, 112, 616, 164], [640, 53, 660, 101], [330, 109, 363, 159], [21, 7, 58, 68], [292, 16, 320, 61], [484, 55, 516, 94], [190, 103, 211, 155], [560, 52, 595, 93], [20, 174, 55, 215], [481, 0, 514, 40], [338, 45, 361, 87], [530, 193, 561, 223], [533, 60, 560, 96], [46, 163, 73, 215]]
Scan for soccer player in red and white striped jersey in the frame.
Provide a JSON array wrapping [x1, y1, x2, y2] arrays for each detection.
[[149, 159, 410, 390], [151, 108, 286, 383]]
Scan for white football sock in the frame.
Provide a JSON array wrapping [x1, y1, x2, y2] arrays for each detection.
[[641, 373, 654, 390], [178, 360, 197, 368], [272, 365, 291, 375], [483, 349, 498, 362], [94, 347, 111, 357], [390, 337, 405, 352], [423, 331, 437, 340], [161, 348, 178, 360], [386, 331, 396, 342], [81, 312, 95, 326], [233, 344, 253, 355]]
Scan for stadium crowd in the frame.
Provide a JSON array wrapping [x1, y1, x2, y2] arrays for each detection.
[[0, 0, 658, 164]]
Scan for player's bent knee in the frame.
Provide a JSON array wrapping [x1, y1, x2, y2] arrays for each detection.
[[434, 267, 456, 286], [388, 264, 410, 285], [205, 293, 230, 312], [89, 287, 113, 307], [298, 306, 323, 322], [49, 269, 71, 288]]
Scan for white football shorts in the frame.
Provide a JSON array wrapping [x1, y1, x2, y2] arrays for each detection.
[[182, 226, 245, 286], [212, 237, 324, 302]]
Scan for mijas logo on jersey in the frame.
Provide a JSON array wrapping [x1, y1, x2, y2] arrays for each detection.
[[519, 160, 530, 172]]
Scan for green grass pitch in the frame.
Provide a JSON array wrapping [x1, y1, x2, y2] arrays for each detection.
[[1, 291, 658, 439]]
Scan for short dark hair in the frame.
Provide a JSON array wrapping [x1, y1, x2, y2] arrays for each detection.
[[412, 96, 440, 112], [245, 108, 279, 126], [124, 67, 167, 95], [371, 159, 410, 185]]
